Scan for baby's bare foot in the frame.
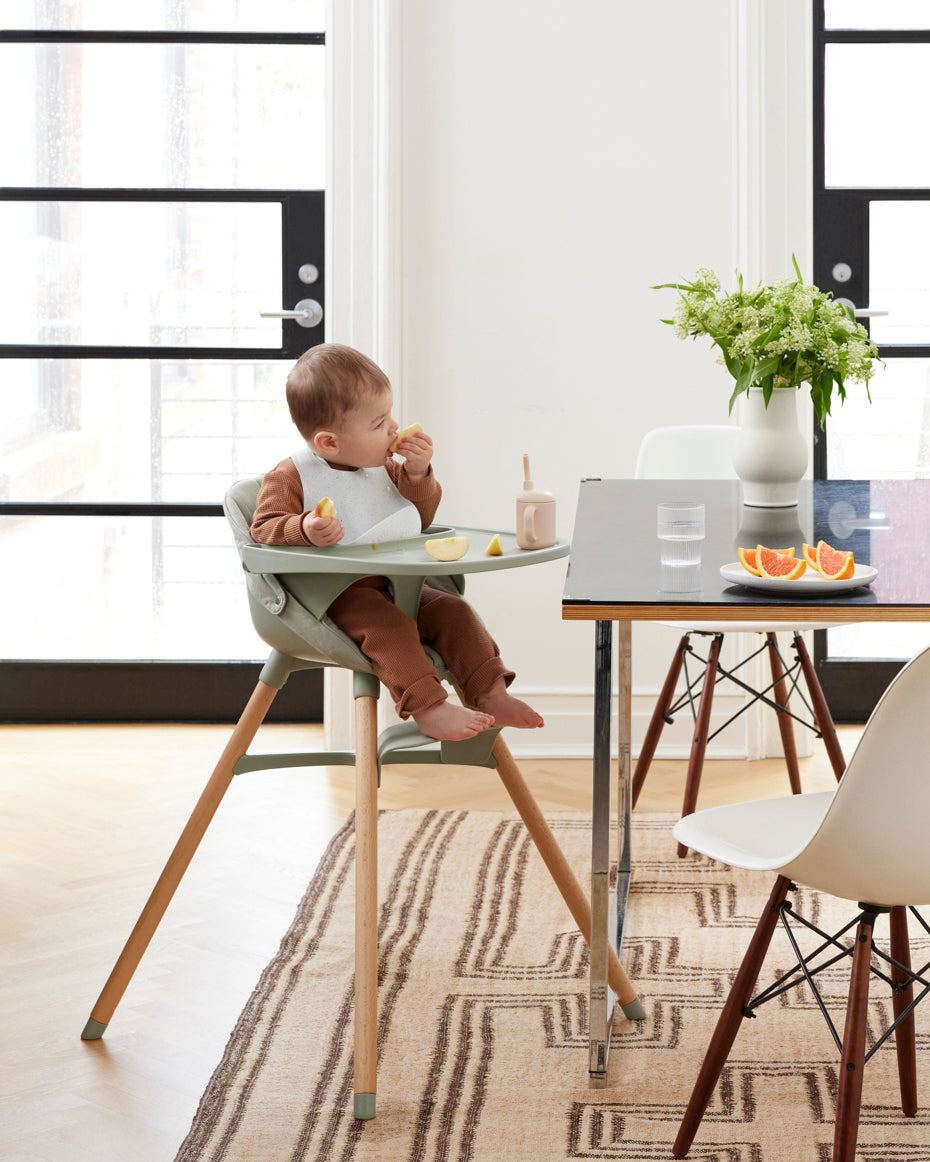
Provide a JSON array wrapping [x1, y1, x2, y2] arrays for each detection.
[[414, 701, 495, 741], [476, 688, 544, 729]]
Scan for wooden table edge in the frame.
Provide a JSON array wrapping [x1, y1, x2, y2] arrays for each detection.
[[561, 603, 925, 623]]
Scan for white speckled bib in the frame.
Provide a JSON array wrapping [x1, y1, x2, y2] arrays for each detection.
[[291, 447, 422, 546]]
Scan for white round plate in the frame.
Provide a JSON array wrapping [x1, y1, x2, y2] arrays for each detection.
[[720, 562, 878, 595]]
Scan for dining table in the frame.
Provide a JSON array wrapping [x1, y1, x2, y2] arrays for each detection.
[[561, 475, 930, 1085]]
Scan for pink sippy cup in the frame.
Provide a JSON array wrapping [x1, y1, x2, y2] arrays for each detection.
[[516, 453, 556, 550]]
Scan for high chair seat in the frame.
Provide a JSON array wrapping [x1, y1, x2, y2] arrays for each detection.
[[80, 476, 644, 1121]]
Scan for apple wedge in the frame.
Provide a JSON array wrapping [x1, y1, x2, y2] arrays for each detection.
[[485, 534, 504, 556], [313, 496, 336, 519], [389, 422, 423, 453], [424, 536, 469, 561]]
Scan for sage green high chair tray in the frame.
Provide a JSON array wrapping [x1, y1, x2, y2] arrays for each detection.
[[80, 476, 644, 1120]]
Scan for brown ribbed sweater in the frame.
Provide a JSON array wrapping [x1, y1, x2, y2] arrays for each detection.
[[249, 455, 442, 546]]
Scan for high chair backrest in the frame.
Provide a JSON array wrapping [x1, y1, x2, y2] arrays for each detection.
[[635, 425, 739, 480], [785, 641, 930, 906], [224, 475, 377, 672]]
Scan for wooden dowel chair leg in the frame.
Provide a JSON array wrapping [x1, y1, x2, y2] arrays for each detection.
[[765, 633, 802, 794], [673, 875, 791, 1159], [490, 736, 645, 1020], [632, 635, 689, 809], [793, 632, 847, 780], [353, 694, 379, 1121], [81, 679, 280, 1040], [677, 635, 721, 858], [890, 905, 918, 1117], [834, 911, 876, 1162]]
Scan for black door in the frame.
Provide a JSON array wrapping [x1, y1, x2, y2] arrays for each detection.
[[0, 12, 327, 721]]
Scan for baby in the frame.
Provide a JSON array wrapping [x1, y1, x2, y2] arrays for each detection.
[[250, 342, 543, 742]]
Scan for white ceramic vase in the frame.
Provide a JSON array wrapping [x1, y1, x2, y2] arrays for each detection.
[[731, 386, 809, 508]]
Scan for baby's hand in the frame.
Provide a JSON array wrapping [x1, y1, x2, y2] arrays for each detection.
[[302, 513, 344, 546], [394, 429, 433, 481]]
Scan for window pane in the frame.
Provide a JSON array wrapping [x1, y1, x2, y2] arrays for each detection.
[[869, 202, 930, 345], [0, 202, 283, 349], [826, 358, 930, 479], [825, 1, 930, 29], [0, 514, 265, 660], [0, 360, 296, 504], [0, 43, 324, 189], [5, 0, 324, 35], [825, 45, 930, 187]]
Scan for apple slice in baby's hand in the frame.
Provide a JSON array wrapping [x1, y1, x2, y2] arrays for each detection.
[[425, 536, 469, 561], [389, 423, 423, 454], [313, 496, 336, 518]]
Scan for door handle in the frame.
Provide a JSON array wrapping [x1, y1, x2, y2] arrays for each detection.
[[259, 298, 323, 328], [836, 298, 889, 318]]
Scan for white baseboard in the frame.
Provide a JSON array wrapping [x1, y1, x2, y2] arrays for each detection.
[[495, 686, 752, 760]]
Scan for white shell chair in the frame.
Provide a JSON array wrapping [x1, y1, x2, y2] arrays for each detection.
[[633, 425, 845, 855], [671, 640, 930, 1161]]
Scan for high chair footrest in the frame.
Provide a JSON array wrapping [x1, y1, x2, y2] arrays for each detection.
[[377, 722, 502, 769]]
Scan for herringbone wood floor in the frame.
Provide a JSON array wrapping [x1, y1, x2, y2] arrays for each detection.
[[0, 721, 852, 1162]]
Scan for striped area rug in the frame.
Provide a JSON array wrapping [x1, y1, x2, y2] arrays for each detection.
[[174, 810, 930, 1161]]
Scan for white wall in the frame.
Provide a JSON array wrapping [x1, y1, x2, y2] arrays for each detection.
[[328, 0, 812, 756]]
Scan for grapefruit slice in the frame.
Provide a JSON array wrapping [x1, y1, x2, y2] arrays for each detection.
[[738, 546, 795, 576], [802, 543, 819, 570], [756, 544, 807, 580], [815, 540, 855, 580]]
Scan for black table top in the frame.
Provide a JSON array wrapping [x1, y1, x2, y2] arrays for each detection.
[[562, 478, 930, 621]]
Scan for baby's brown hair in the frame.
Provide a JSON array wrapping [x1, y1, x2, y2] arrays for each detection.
[[286, 343, 391, 441]]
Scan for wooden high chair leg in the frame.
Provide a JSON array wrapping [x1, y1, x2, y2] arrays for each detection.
[[765, 633, 801, 795], [834, 909, 877, 1162], [673, 875, 791, 1159], [677, 635, 721, 858], [890, 905, 918, 1117], [81, 679, 280, 1040], [631, 635, 689, 809], [490, 736, 644, 1019], [353, 694, 379, 1121]]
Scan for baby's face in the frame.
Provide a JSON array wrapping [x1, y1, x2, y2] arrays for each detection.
[[328, 387, 399, 468]]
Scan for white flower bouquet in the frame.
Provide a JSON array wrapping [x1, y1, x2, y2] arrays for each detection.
[[655, 257, 880, 426]]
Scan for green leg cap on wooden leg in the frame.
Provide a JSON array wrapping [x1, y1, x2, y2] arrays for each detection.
[[354, 1093, 376, 1120], [81, 1018, 108, 1040], [621, 997, 648, 1022]]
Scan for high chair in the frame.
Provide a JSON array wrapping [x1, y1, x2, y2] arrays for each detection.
[[80, 476, 645, 1120], [672, 641, 930, 1162]]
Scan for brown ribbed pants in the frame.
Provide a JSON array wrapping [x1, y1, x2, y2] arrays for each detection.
[[326, 577, 514, 718]]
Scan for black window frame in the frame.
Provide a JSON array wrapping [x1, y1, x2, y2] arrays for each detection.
[[811, 4, 930, 721], [0, 26, 326, 723]]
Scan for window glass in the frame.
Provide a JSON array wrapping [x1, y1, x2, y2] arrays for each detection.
[[4, 0, 325, 33], [825, 45, 930, 187], [0, 360, 295, 504], [825, 1, 930, 29], [0, 514, 264, 659], [826, 358, 930, 480], [0, 43, 324, 189], [0, 202, 283, 349], [869, 202, 930, 346]]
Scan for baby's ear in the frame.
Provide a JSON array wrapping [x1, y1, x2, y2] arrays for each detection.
[[312, 430, 338, 455]]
